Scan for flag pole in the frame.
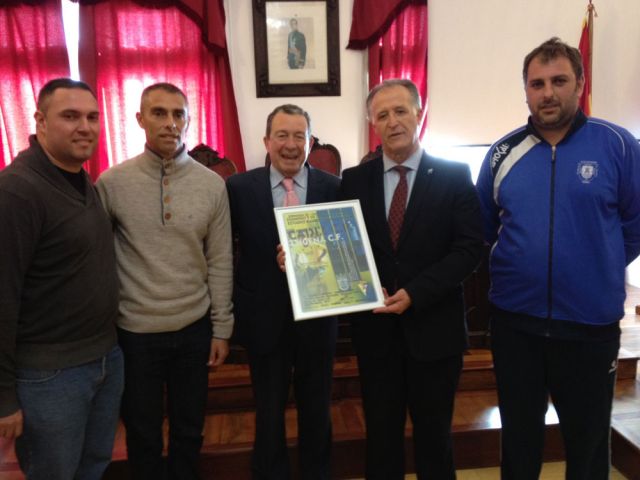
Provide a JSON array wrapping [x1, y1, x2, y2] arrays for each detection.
[[587, 1, 594, 86], [579, 1, 596, 115]]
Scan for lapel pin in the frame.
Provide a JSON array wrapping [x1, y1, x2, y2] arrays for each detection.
[[427, 168, 434, 175]]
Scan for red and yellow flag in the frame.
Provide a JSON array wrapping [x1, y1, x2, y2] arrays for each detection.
[[578, 2, 595, 116]]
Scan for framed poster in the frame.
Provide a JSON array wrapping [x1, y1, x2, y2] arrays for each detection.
[[252, 0, 340, 97], [274, 200, 384, 320]]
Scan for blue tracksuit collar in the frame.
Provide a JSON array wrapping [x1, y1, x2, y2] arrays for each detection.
[[526, 109, 588, 145]]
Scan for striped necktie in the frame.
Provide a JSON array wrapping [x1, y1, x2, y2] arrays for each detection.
[[282, 177, 300, 207], [388, 166, 408, 250]]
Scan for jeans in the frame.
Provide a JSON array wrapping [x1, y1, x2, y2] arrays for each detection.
[[15, 345, 124, 480], [118, 314, 212, 480]]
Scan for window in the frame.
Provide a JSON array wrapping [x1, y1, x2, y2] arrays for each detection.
[[423, 142, 490, 184]]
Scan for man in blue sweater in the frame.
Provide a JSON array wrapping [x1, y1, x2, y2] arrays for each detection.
[[477, 38, 640, 479]]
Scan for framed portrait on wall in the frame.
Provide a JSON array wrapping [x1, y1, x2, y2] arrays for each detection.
[[252, 0, 340, 97]]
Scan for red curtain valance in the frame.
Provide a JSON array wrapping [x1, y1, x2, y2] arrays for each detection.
[[73, 0, 227, 53], [347, 0, 425, 49], [8, 0, 227, 52]]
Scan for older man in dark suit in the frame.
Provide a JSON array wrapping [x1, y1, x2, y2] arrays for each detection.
[[340, 79, 484, 479], [226, 104, 339, 480]]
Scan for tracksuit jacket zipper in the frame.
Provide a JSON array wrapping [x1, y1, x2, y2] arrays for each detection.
[[546, 145, 557, 336]]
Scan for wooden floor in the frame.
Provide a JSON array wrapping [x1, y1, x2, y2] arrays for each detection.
[[351, 462, 628, 480], [1, 288, 639, 479], [458, 462, 624, 479]]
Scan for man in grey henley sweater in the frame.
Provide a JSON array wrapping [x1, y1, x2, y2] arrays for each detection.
[[96, 83, 233, 480]]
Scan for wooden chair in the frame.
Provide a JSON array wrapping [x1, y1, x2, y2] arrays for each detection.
[[360, 145, 382, 164], [308, 136, 341, 176], [265, 136, 342, 176], [188, 144, 237, 180]]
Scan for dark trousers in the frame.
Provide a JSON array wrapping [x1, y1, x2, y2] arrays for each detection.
[[356, 337, 462, 480], [248, 320, 335, 480], [491, 317, 620, 480], [118, 315, 212, 480]]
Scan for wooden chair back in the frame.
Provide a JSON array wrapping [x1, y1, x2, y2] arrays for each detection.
[[189, 144, 237, 180]]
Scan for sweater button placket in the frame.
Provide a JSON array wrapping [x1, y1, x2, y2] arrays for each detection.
[[162, 159, 174, 225]]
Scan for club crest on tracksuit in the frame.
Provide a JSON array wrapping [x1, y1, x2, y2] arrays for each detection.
[[577, 161, 598, 183]]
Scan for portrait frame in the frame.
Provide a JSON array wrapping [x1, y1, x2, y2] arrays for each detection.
[[274, 200, 384, 321], [253, 0, 340, 97]]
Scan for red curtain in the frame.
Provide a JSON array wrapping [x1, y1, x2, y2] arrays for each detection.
[[347, 0, 410, 49], [171, 0, 227, 53], [348, 0, 428, 152], [0, 0, 70, 169], [78, 0, 245, 179]]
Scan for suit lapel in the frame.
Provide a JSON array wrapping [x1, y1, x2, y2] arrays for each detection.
[[397, 152, 434, 249], [253, 167, 276, 209], [306, 166, 324, 204], [252, 167, 279, 241], [364, 158, 394, 255]]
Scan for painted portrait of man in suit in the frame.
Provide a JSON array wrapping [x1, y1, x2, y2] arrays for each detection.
[[287, 18, 306, 69]]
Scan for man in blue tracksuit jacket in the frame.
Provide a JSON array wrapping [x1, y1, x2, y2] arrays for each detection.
[[477, 37, 640, 480]]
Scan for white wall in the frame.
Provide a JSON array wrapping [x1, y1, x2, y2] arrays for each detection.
[[426, 0, 640, 286], [427, 0, 640, 147], [225, 0, 367, 171], [226, 0, 640, 171]]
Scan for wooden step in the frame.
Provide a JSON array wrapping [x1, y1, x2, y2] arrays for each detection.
[[104, 379, 640, 479], [0, 390, 555, 478], [618, 347, 639, 379], [206, 350, 497, 412], [1, 348, 637, 480], [2, 380, 638, 480], [98, 390, 564, 479], [611, 378, 640, 480], [208, 348, 638, 413], [226, 338, 355, 364]]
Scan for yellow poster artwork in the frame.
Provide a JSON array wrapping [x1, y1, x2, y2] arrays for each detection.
[[275, 200, 384, 320]]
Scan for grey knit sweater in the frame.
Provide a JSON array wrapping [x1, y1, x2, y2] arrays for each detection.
[[96, 147, 234, 338]]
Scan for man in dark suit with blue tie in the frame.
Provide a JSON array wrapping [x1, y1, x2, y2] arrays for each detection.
[[226, 104, 340, 479], [340, 79, 484, 479]]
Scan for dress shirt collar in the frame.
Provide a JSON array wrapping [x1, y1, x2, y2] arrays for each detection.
[[382, 147, 423, 174], [269, 163, 309, 190]]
